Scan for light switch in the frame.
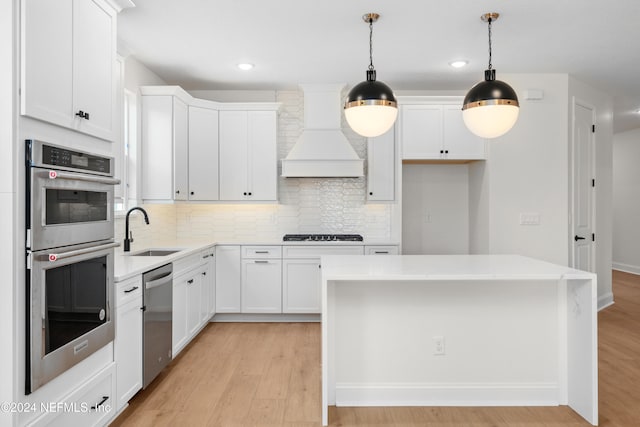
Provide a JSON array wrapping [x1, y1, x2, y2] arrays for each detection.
[[520, 212, 541, 225]]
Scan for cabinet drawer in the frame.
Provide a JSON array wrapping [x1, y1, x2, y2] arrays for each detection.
[[282, 245, 364, 258], [115, 276, 142, 306], [173, 252, 202, 275], [47, 364, 116, 427], [242, 245, 282, 259], [200, 247, 215, 263], [365, 245, 399, 255]]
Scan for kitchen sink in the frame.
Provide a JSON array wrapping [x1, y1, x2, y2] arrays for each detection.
[[129, 249, 182, 257]]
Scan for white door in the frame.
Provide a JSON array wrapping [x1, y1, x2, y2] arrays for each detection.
[[400, 105, 442, 159], [443, 105, 486, 159], [367, 126, 395, 201], [188, 106, 219, 200], [219, 111, 249, 200], [247, 111, 277, 200], [21, 0, 74, 127], [282, 259, 321, 313], [172, 98, 189, 200], [72, 0, 115, 140], [241, 259, 282, 313], [571, 101, 596, 272]]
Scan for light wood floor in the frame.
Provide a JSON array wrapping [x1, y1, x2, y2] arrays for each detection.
[[111, 270, 640, 426]]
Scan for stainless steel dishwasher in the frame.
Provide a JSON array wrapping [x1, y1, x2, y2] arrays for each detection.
[[142, 263, 173, 388]]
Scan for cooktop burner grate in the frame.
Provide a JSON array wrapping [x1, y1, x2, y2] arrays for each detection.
[[283, 234, 364, 242]]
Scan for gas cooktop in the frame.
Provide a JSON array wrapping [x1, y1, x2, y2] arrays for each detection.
[[283, 234, 364, 242]]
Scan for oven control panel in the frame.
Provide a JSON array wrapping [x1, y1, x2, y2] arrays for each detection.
[[41, 144, 111, 174]]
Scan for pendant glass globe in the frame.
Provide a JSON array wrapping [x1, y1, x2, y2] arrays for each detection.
[[462, 70, 519, 138], [344, 76, 397, 137]]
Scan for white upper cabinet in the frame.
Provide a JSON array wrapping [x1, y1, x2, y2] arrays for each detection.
[[401, 105, 443, 159], [21, 0, 117, 141], [188, 106, 219, 201], [219, 110, 278, 201], [367, 126, 396, 202], [400, 99, 486, 160], [140, 94, 188, 201]]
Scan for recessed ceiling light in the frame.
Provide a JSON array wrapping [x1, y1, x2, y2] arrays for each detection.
[[237, 63, 254, 71], [449, 60, 469, 68]]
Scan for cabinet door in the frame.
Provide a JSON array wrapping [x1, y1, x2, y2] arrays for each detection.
[[241, 259, 282, 313], [141, 95, 174, 200], [400, 105, 443, 159], [115, 298, 142, 411], [72, 0, 115, 141], [367, 126, 395, 201], [186, 272, 202, 337], [173, 98, 189, 200], [200, 265, 212, 323], [247, 111, 277, 201], [443, 105, 486, 159], [21, 0, 74, 128], [172, 273, 188, 356], [219, 111, 248, 201], [188, 106, 219, 200], [215, 245, 241, 312], [282, 259, 321, 313]]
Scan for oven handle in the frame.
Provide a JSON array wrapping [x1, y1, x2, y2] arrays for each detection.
[[44, 242, 120, 262], [43, 170, 121, 186]]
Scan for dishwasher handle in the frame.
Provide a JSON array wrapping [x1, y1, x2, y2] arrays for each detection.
[[145, 272, 173, 290]]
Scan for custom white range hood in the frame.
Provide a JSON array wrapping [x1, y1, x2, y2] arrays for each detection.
[[281, 84, 364, 178]]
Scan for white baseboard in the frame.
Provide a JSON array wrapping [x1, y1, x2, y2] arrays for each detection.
[[612, 262, 640, 275], [335, 383, 559, 407], [211, 313, 320, 323], [598, 292, 615, 311]]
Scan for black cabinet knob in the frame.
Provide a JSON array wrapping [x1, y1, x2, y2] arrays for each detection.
[[175, 190, 180, 194], [248, 192, 252, 196], [369, 192, 373, 196], [243, 192, 247, 196], [440, 150, 443, 154], [190, 191, 194, 195], [445, 150, 449, 154]]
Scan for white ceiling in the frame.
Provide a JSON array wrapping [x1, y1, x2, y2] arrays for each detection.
[[117, 0, 640, 133]]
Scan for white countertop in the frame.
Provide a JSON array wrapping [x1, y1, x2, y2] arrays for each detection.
[[320, 254, 595, 281], [114, 238, 399, 282]]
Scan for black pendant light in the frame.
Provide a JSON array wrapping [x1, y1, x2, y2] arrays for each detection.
[[344, 13, 398, 138], [462, 13, 519, 139]]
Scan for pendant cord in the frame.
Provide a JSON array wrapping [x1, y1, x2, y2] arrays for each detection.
[[487, 17, 493, 70], [368, 18, 375, 71]]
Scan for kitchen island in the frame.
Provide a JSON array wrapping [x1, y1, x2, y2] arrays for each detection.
[[320, 255, 598, 426]]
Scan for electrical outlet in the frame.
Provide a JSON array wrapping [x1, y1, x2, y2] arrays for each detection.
[[433, 336, 445, 355], [519, 212, 541, 225]]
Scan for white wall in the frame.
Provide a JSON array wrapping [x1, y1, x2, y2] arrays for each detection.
[[612, 128, 640, 274], [402, 164, 469, 254], [123, 55, 166, 92], [485, 74, 570, 265], [569, 76, 614, 308], [1, 0, 16, 424]]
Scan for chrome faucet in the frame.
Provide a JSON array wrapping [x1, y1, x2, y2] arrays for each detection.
[[124, 207, 150, 252]]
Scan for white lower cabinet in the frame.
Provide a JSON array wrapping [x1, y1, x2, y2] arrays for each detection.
[[364, 245, 400, 255], [282, 246, 365, 314], [201, 248, 216, 320], [241, 259, 282, 313], [215, 245, 241, 313], [173, 266, 205, 356], [282, 259, 321, 313], [114, 276, 142, 412], [46, 364, 116, 427]]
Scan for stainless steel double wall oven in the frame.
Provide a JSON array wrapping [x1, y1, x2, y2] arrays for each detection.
[[25, 140, 119, 394]]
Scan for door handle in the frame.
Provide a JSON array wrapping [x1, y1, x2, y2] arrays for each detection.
[[574, 235, 586, 241]]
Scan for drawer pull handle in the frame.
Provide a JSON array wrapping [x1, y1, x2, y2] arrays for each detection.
[[91, 396, 109, 410], [254, 260, 269, 264], [202, 254, 210, 259], [374, 251, 389, 254], [202, 272, 206, 276], [124, 286, 139, 293], [187, 279, 194, 284], [254, 251, 269, 254]]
